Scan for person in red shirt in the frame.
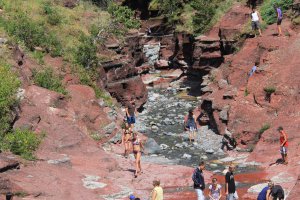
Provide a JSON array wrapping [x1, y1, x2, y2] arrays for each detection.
[[277, 126, 288, 165]]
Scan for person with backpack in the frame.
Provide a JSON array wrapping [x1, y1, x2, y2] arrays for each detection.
[[251, 8, 262, 37], [275, 5, 283, 36], [208, 178, 222, 200], [192, 161, 206, 200], [184, 109, 198, 143]]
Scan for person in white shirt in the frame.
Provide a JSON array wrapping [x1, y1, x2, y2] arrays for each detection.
[[251, 8, 262, 37]]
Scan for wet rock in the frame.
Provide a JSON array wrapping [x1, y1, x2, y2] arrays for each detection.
[[144, 138, 161, 154], [209, 163, 218, 168], [175, 143, 183, 148], [200, 155, 208, 160], [82, 175, 107, 189], [160, 144, 169, 150], [205, 149, 214, 154], [182, 154, 192, 159], [151, 125, 159, 132]]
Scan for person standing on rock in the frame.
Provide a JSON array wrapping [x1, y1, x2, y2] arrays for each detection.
[[132, 133, 144, 178], [151, 180, 163, 200], [225, 164, 238, 200], [126, 99, 137, 130], [208, 178, 222, 200], [275, 5, 283, 37], [192, 161, 206, 200], [122, 120, 132, 158], [278, 126, 288, 165], [184, 109, 197, 143], [251, 8, 262, 37]]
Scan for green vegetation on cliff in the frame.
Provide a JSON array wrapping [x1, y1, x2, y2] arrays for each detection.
[[0, 64, 20, 135], [150, 0, 236, 34], [260, 0, 294, 24]]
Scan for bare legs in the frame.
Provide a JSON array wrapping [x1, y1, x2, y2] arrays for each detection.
[[134, 152, 142, 177], [278, 25, 282, 36]]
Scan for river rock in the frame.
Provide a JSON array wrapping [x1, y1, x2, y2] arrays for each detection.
[[160, 144, 169, 150], [182, 154, 192, 159], [247, 183, 268, 194], [205, 149, 214, 154], [175, 143, 183, 148], [151, 125, 159, 132], [209, 163, 218, 168], [144, 138, 161, 154], [200, 155, 208, 160], [82, 175, 107, 190]]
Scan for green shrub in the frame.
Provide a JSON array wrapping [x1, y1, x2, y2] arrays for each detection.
[[260, 0, 294, 25], [0, 129, 42, 160], [0, 12, 62, 56], [32, 67, 67, 95], [43, 2, 62, 26], [3, 13, 46, 50], [259, 123, 270, 134], [264, 86, 276, 94], [75, 35, 98, 68], [244, 88, 249, 96], [0, 64, 20, 136], [31, 51, 45, 65], [108, 2, 140, 29]]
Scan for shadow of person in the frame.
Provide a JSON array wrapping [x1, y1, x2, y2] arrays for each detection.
[[269, 158, 283, 166]]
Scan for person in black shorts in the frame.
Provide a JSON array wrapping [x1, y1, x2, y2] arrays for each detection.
[[275, 5, 283, 36]]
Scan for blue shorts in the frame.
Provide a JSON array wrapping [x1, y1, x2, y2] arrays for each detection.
[[127, 116, 136, 124]]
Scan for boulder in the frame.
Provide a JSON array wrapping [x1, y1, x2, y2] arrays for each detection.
[[144, 138, 161, 154]]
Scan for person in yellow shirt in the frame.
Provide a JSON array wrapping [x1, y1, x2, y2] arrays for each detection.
[[151, 180, 163, 200]]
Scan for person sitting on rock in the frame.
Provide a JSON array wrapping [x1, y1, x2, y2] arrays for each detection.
[[208, 178, 222, 200], [248, 62, 259, 79], [132, 133, 144, 178], [257, 181, 272, 200], [268, 182, 284, 200], [126, 99, 137, 130], [122, 119, 132, 158], [184, 109, 197, 143]]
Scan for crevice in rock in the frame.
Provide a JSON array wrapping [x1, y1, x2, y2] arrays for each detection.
[[201, 99, 220, 134]]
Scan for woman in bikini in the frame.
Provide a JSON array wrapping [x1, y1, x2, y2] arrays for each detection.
[[132, 134, 144, 178], [122, 122, 132, 158]]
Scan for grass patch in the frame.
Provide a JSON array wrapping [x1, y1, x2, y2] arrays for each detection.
[[0, 129, 43, 160], [31, 51, 45, 65], [259, 123, 270, 134], [260, 0, 294, 25], [0, 63, 21, 135], [32, 67, 67, 95], [244, 87, 249, 96], [90, 131, 104, 141]]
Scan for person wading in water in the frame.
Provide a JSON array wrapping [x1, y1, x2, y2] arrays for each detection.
[[184, 109, 197, 143], [132, 133, 144, 178], [122, 120, 132, 158]]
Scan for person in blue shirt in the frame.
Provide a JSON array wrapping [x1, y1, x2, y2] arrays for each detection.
[[274, 5, 283, 36]]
